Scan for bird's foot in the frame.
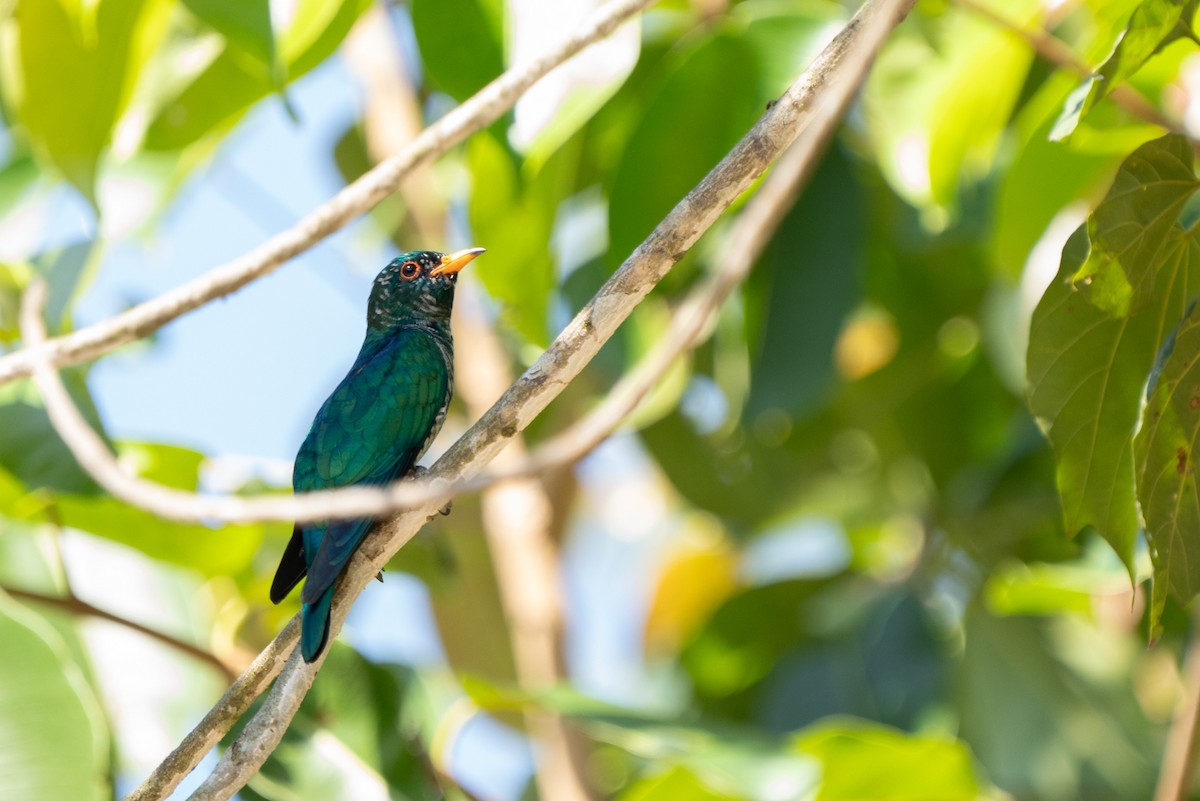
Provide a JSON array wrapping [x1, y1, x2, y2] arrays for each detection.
[[376, 569, 385, 583], [410, 465, 452, 516]]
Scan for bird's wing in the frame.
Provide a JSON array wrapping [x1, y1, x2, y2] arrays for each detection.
[[294, 327, 452, 604]]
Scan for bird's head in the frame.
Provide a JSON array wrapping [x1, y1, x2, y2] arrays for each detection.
[[367, 247, 484, 331]]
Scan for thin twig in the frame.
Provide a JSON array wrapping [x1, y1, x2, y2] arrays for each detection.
[[0, 0, 656, 387], [183, 1, 916, 799], [953, 0, 1180, 133], [3, 585, 240, 681]]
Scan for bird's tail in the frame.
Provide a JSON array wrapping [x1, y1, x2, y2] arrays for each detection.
[[300, 586, 334, 662]]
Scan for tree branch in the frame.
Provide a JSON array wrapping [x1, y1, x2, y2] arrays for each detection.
[[125, 618, 299, 801], [0, 0, 656, 387], [2, 584, 240, 682], [181, 1, 917, 798]]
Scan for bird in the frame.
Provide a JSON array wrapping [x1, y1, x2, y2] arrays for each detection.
[[270, 247, 485, 662]]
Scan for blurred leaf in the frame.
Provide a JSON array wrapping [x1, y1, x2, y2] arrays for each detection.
[[793, 719, 982, 801], [0, 596, 108, 801], [926, 3, 1035, 210], [682, 581, 948, 735], [0, 262, 32, 344], [682, 578, 829, 702], [0, 375, 106, 495], [959, 605, 1160, 800], [0, 150, 39, 219], [618, 766, 744, 801], [743, 145, 863, 420], [1054, 0, 1195, 140], [144, 0, 370, 151], [181, 0, 277, 71], [991, 106, 1123, 277], [411, 0, 504, 102], [640, 407, 784, 525], [984, 559, 1123, 617], [608, 33, 764, 264], [33, 240, 103, 332], [864, 0, 1038, 216], [736, 1, 847, 99], [1027, 134, 1200, 571], [9, 0, 172, 203], [52, 443, 268, 576], [466, 131, 556, 344], [644, 535, 739, 654]]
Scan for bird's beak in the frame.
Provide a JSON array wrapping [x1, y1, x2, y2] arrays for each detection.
[[431, 247, 485, 276]]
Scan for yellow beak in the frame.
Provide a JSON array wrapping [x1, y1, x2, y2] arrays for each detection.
[[431, 247, 485, 276]]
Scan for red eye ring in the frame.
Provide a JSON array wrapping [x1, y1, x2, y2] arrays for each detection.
[[400, 261, 420, 281]]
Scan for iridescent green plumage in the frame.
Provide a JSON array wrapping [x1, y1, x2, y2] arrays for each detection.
[[270, 248, 483, 662]]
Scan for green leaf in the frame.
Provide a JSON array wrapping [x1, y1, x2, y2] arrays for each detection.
[[1054, 0, 1195, 140], [983, 558, 1125, 617], [619, 766, 745, 801], [608, 33, 764, 265], [1027, 134, 1200, 570], [1072, 134, 1199, 316], [0, 375, 107, 495], [8, 0, 172, 203], [53, 443, 269, 577], [793, 719, 982, 801], [1135, 289, 1200, 616], [180, 0, 277, 70], [992, 103, 1126, 278], [959, 605, 1160, 799], [466, 131, 555, 344], [144, 0, 370, 152], [863, 0, 1039, 217], [33, 240, 103, 333], [743, 145, 863, 419], [0, 596, 109, 801], [925, 2, 1036, 210], [411, 0, 504, 102]]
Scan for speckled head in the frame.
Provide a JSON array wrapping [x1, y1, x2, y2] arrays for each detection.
[[367, 247, 484, 331]]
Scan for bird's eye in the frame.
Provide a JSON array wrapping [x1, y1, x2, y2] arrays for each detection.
[[400, 261, 420, 281]]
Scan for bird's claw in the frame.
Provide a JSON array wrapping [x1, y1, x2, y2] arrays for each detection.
[[411, 465, 453, 516], [376, 569, 385, 583]]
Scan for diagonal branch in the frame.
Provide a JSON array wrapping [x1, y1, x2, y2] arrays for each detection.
[[183, 1, 917, 799], [0, 0, 655, 387]]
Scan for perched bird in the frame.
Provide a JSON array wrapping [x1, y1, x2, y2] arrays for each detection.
[[270, 247, 485, 662]]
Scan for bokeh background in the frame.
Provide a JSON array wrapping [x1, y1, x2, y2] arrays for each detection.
[[0, 0, 1194, 799]]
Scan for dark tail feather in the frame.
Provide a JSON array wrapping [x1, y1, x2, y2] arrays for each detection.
[[270, 527, 307, 604], [300, 586, 334, 662]]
